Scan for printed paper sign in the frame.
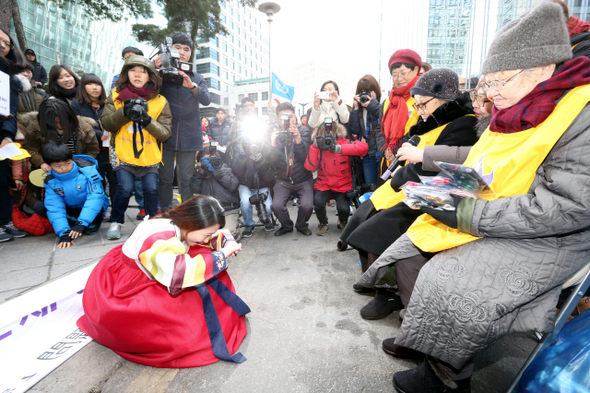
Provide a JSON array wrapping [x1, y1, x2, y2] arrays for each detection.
[[0, 70, 9, 117]]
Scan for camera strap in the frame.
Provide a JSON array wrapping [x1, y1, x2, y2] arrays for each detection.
[[132, 122, 145, 159]]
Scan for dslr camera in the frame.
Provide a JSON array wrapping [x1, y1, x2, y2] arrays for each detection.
[[157, 36, 193, 86], [359, 91, 371, 104], [126, 98, 148, 123], [315, 117, 336, 151], [275, 113, 293, 148], [248, 192, 271, 226]]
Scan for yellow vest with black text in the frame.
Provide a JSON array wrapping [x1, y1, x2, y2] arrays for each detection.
[[408, 85, 590, 252], [112, 90, 167, 166]]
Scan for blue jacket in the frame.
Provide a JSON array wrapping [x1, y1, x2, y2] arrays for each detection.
[[159, 72, 211, 152], [70, 100, 105, 140], [44, 155, 109, 236]]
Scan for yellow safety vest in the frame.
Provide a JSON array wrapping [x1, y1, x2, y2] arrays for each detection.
[[408, 85, 590, 252], [112, 90, 167, 166], [371, 121, 452, 211]]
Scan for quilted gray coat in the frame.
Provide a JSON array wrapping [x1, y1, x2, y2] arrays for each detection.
[[357, 101, 590, 369]]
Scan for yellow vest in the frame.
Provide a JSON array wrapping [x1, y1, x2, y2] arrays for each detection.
[[408, 85, 590, 252], [112, 90, 167, 166], [371, 121, 451, 211]]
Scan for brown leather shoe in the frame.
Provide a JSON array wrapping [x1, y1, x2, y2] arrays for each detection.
[[382, 337, 424, 360]]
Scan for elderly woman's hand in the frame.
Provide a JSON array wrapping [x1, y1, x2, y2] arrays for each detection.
[[396, 144, 424, 164]]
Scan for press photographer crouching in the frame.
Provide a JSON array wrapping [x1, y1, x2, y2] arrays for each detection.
[[305, 118, 368, 236], [268, 102, 314, 236], [154, 31, 211, 211], [228, 106, 275, 237]]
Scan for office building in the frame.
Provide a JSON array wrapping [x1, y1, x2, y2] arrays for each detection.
[[196, 0, 270, 118], [11, 0, 137, 86]]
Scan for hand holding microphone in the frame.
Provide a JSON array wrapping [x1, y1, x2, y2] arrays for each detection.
[[381, 135, 421, 180]]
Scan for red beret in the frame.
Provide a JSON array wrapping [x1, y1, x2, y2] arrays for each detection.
[[388, 49, 422, 71]]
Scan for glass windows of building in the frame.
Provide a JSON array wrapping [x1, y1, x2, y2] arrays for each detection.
[[222, 42, 227, 52], [197, 63, 220, 76], [230, 47, 235, 56], [205, 77, 220, 90], [230, 60, 235, 70], [238, 94, 244, 101], [211, 93, 221, 105], [197, 47, 219, 62], [224, 97, 229, 106], [262, 91, 269, 101], [223, 56, 228, 66], [221, 13, 226, 23]]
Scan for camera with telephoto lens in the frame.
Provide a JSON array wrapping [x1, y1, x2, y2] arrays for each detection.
[[248, 192, 271, 225], [158, 36, 193, 86], [275, 113, 293, 148], [359, 91, 371, 104], [316, 117, 336, 150], [127, 98, 148, 123]]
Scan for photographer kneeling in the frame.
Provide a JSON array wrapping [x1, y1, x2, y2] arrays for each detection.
[[190, 147, 239, 211], [305, 118, 368, 236], [228, 111, 275, 237], [154, 31, 211, 211]]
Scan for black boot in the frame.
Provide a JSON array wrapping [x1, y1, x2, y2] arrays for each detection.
[[360, 289, 402, 320], [393, 359, 471, 393]]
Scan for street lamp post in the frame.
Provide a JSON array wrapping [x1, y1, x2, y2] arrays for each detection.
[[258, 2, 280, 106]]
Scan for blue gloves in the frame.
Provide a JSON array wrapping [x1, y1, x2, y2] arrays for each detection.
[[202, 157, 217, 172]]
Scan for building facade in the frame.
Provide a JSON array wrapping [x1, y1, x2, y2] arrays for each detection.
[[11, 0, 137, 87], [196, 0, 270, 118]]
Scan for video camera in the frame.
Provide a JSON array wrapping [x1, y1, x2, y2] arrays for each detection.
[[126, 98, 148, 123], [248, 192, 271, 226], [315, 117, 336, 151], [275, 113, 293, 148], [157, 36, 193, 86]]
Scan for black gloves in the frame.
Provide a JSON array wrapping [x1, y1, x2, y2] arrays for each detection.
[[59, 233, 72, 244], [420, 206, 458, 229], [123, 98, 151, 127], [138, 112, 151, 128], [329, 144, 342, 154], [71, 224, 87, 235], [420, 195, 473, 230]]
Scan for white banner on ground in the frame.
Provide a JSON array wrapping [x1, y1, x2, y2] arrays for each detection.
[[0, 290, 92, 393]]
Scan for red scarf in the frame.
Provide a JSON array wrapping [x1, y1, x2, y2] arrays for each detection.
[[382, 74, 420, 151], [116, 84, 153, 103], [567, 16, 590, 37], [490, 57, 590, 134]]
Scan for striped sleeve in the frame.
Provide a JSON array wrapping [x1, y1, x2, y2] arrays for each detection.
[[136, 231, 228, 295]]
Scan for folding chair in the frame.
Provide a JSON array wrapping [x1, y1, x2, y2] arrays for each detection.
[[507, 261, 590, 392]]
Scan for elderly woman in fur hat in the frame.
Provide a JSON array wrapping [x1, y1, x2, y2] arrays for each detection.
[[354, 2, 590, 391]]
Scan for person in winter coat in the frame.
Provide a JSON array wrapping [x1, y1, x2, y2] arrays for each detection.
[[40, 142, 108, 249], [23, 48, 47, 87], [0, 28, 30, 242], [228, 112, 276, 237], [17, 65, 48, 120], [190, 148, 239, 212], [268, 102, 314, 236], [308, 80, 350, 129], [22, 99, 99, 172], [101, 55, 172, 240], [77, 195, 247, 368], [71, 73, 117, 204], [550, 0, 590, 58], [155, 31, 211, 211], [349, 75, 385, 188], [357, 3, 590, 391], [47, 65, 80, 104], [207, 108, 232, 149], [305, 121, 368, 236]]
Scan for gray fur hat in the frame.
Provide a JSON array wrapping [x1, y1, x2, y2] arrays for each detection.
[[410, 68, 458, 100], [481, 1, 572, 74]]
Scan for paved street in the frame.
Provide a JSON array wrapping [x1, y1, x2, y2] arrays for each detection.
[[0, 205, 535, 393]]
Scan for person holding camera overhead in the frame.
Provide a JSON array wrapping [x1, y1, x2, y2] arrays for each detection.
[[268, 102, 314, 236], [349, 75, 385, 189], [228, 100, 276, 237], [307, 80, 350, 129], [154, 31, 211, 212], [101, 55, 172, 240], [305, 118, 368, 236]]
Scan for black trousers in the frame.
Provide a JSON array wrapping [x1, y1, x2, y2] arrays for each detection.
[[271, 179, 314, 230], [0, 159, 12, 226], [313, 190, 350, 225]]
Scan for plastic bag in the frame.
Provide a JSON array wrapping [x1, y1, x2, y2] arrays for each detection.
[[517, 309, 590, 392]]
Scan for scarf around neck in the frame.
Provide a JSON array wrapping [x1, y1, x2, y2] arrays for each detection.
[[116, 84, 153, 103], [567, 16, 590, 37], [490, 57, 590, 134], [57, 86, 78, 100], [382, 73, 420, 151]]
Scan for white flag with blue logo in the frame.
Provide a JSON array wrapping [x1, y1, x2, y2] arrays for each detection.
[[272, 73, 295, 101]]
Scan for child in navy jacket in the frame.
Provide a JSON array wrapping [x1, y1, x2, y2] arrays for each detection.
[[41, 142, 109, 248]]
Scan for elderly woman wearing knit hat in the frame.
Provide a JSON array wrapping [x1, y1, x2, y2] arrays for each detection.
[[352, 2, 590, 391]]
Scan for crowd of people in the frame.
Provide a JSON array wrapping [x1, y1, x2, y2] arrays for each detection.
[[2, 0, 590, 390]]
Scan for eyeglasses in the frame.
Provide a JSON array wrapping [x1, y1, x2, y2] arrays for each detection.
[[391, 70, 412, 80], [412, 97, 436, 112], [482, 69, 524, 93], [469, 90, 491, 106], [0, 39, 12, 49]]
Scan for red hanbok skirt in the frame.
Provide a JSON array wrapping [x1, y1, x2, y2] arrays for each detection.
[[77, 245, 248, 368]]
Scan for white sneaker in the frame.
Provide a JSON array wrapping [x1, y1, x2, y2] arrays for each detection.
[[107, 223, 121, 240]]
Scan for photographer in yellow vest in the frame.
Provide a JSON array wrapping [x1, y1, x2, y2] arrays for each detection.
[[100, 55, 172, 240]]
